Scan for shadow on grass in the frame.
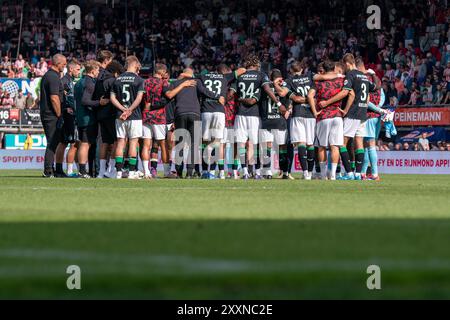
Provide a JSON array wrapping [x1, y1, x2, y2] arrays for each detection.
[[0, 219, 449, 299]]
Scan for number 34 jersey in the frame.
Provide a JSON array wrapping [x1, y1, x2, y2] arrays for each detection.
[[343, 69, 377, 121], [199, 72, 235, 114], [111, 71, 145, 120], [236, 70, 271, 117]]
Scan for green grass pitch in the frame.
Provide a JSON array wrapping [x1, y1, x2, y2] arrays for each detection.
[[0, 170, 449, 299]]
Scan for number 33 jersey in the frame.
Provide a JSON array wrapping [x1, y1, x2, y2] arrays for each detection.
[[198, 72, 235, 114], [236, 70, 271, 117], [111, 71, 145, 120]]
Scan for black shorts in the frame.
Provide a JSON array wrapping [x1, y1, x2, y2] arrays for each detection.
[[78, 124, 98, 144], [63, 113, 77, 144], [99, 118, 117, 144]]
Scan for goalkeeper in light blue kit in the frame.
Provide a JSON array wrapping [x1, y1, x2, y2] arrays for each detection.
[[356, 59, 387, 181]]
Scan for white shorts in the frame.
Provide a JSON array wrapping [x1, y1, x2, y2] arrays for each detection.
[[290, 117, 316, 145], [234, 115, 261, 144], [259, 129, 287, 145], [343, 118, 366, 138], [115, 119, 143, 139], [221, 127, 236, 144], [315, 117, 344, 147], [202, 112, 225, 140], [142, 123, 167, 140]]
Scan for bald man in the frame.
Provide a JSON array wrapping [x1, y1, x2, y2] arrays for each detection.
[[39, 54, 67, 177]]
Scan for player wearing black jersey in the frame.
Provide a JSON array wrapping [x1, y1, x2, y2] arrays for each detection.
[[189, 64, 245, 179], [110, 56, 145, 179], [235, 54, 282, 179], [283, 61, 317, 180], [259, 69, 290, 179]]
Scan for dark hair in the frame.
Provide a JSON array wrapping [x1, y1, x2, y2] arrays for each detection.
[[106, 60, 125, 75], [270, 68, 283, 81], [243, 54, 260, 69], [323, 60, 335, 72]]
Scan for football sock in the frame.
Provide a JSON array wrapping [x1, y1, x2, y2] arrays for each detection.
[[143, 160, 150, 176], [55, 163, 64, 174], [307, 147, 315, 173], [108, 158, 115, 173], [319, 162, 328, 179], [67, 163, 74, 175], [315, 148, 321, 173], [210, 147, 217, 173], [99, 159, 107, 176], [279, 149, 288, 174], [201, 144, 208, 172], [368, 146, 378, 176], [263, 147, 271, 169], [175, 163, 183, 177], [163, 163, 171, 176], [150, 158, 158, 170], [129, 157, 137, 172], [362, 148, 370, 174], [115, 156, 124, 172], [297, 145, 307, 172], [218, 159, 225, 171], [287, 143, 294, 174], [233, 159, 239, 176], [330, 163, 338, 180], [239, 147, 246, 170], [79, 163, 87, 175], [355, 149, 365, 174], [339, 147, 352, 174]]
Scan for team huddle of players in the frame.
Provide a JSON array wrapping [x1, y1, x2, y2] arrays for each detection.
[[58, 50, 388, 180]]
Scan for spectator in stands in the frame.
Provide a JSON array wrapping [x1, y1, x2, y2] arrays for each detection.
[[436, 141, 446, 151], [0, 92, 13, 108], [14, 54, 25, 70], [403, 142, 411, 151], [14, 89, 26, 109], [25, 93, 36, 109], [418, 133, 431, 151], [35, 57, 48, 77]]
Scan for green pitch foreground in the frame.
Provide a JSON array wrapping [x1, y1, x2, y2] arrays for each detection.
[[0, 171, 449, 299]]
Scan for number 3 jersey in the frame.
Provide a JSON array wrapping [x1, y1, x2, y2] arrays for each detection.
[[343, 69, 377, 121], [236, 70, 271, 117], [285, 72, 316, 119], [259, 82, 288, 131], [198, 72, 236, 113], [111, 71, 145, 120]]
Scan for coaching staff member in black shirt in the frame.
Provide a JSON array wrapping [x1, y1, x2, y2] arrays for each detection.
[[164, 67, 224, 178], [40, 54, 67, 177]]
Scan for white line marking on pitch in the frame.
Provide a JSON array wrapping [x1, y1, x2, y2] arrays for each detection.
[[0, 248, 449, 277]]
